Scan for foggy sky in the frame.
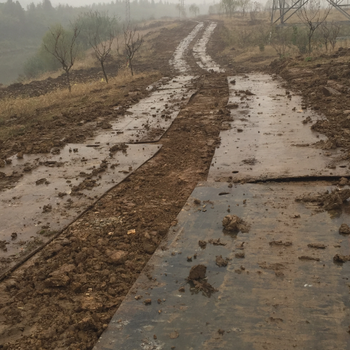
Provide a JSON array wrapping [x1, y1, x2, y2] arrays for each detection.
[[0, 0, 209, 6]]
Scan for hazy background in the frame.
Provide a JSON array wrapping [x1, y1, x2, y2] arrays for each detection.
[[0, 0, 210, 85]]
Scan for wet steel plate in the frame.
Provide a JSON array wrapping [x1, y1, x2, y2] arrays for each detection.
[[208, 75, 350, 182], [91, 76, 196, 144], [0, 143, 161, 276], [94, 182, 350, 350]]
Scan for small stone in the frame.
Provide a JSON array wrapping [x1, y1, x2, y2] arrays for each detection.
[[339, 177, 348, 186], [108, 250, 128, 264], [169, 331, 179, 339], [144, 299, 152, 305]]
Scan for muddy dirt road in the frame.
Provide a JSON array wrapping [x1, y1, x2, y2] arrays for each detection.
[[0, 20, 230, 350], [1, 19, 350, 350]]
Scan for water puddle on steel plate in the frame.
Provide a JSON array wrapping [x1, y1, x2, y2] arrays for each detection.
[[208, 74, 350, 181], [193, 22, 224, 73], [0, 143, 160, 275]]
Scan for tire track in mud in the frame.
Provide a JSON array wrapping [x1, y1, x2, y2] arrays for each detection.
[[193, 22, 225, 73]]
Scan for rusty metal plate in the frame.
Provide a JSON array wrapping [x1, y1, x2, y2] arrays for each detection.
[[92, 76, 196, 144], [0, 143, 161, 276], [208, 75, 350, 182], [94, 182, 350, 350]]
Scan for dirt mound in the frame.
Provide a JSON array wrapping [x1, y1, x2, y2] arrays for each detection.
[[222, 215, 250, 233], [269, 49, 350, 154], [296, 189, 350, 211], [187, 264, 217, 297]]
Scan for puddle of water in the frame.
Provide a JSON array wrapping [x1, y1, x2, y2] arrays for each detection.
[[208, 74, 350, 181], [0, 143, 160, 275], [95, 182, 350, 350], [91, 76, 196, 144], [169, 22, 204, 74], [193, 22, 224, 73]]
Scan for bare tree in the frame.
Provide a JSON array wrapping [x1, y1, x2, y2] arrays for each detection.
[[175, 3, 187, 19], [329, 21, 341, 51], [221, 0, 237, 17], [320, 22, 331, 51], [123, 26, 143, 76], [81, 11, 119, 83], [43, 23, 81, 92], [271, 25, 293, 57], [297, 0, 331, 54], [237, 0, 251, 17], [189, 4, 200, 17], [249, 1, 262, 23]]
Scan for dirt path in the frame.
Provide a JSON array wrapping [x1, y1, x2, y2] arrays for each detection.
[[0, 20, 229, 350], [2, 19, 350, 350]]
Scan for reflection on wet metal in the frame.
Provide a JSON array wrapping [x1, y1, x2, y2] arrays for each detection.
[[208, 74, 350, 181], [92, 76, 196, 144], [170, 22, 204, 74], [193, 22, 224, 73], [0, 144, 161, 275], [94, 182, 350, 349]]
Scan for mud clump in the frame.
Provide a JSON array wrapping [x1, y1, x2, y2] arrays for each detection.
[[333, 254, 350, 263], [198, 240, 207, 249], [339, 224, 350, 235], [269, 240, 292, 247], [216, 255, 229, 267], [222, 215, 250, 233], [109, 143, 129, 154], [187, 264, 217, 297], [298, 256, 320, 261], [308, 243, 326, 249], [208, 238, 226, 246], [296, 189, 350, 211], [188, 264, 206, 280]]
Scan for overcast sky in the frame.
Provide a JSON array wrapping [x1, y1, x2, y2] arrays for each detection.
[[1, 0, 211, 6]]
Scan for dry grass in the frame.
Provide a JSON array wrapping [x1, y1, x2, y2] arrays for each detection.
[[0, 69, 160, 141]]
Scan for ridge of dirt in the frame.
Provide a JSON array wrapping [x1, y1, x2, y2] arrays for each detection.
[[0, 72, 229, 350], [269, 49, 350, 153]]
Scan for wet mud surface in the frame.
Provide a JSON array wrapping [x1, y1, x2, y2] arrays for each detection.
[[95, 182, 350, 349], [2, 17, 350, 350], [0, 19, 228, 350], [0, 143, 160, 275], [209, 74, 350, 182]]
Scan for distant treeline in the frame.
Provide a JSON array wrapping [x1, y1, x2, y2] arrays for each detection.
[[0, 0, 179, 45], [0, 0, 209, 84]]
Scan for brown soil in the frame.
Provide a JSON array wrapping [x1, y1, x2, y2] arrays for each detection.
[[296, 188, 350, 211], [215, 256, 229, 267], [0, 30, 230, 348], [4, 16, 350, 350], [269, 49, 350, 153]]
